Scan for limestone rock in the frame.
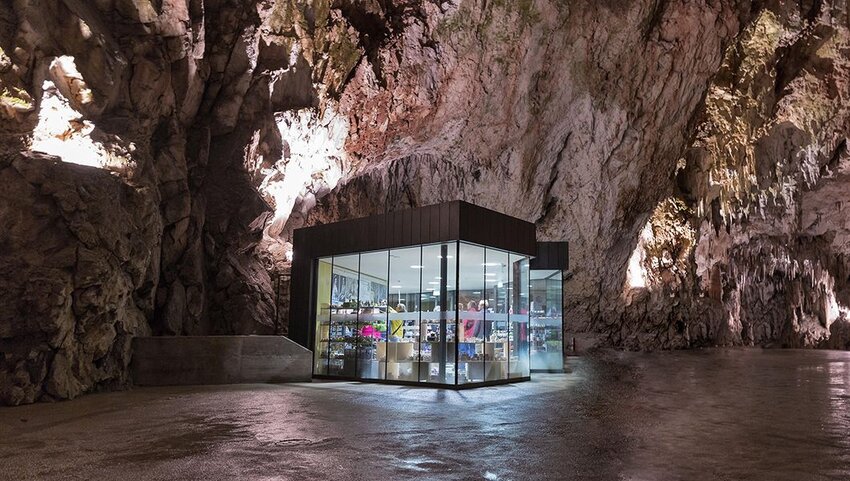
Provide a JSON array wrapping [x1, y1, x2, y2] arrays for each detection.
[[0, 152, 158, 405]]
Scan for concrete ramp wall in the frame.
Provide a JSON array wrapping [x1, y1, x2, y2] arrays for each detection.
[[131, 336, 312, 386]]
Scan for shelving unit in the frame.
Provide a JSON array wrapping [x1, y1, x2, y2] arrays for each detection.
[[386, 341, 419, 381], [317, 313, 530, 382]]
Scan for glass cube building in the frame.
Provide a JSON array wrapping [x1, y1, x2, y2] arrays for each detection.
[[289, 201, 538, 387]]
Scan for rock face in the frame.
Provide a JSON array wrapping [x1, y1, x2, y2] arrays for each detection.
[[0, 0, 848, 403], [620, 4, 850, 349], [0, 0, 286, 404], [0, 152, 159, 405], [307, 0, 850, 351]]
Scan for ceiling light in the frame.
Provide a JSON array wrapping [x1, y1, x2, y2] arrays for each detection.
[[428, 281, 440, 285], [391, 285, 402, 288], [411, 265, 423, 269]]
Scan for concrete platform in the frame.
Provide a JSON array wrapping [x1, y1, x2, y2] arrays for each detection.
[[3, 350, 850, 480], [131, 336, 312, 386]]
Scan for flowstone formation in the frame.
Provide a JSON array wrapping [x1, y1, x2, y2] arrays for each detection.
[[622, 5, 850, 349], [0, 0, 848, 404]]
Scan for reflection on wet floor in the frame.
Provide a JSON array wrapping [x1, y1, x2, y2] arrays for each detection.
[[1, 349, 849, 480]]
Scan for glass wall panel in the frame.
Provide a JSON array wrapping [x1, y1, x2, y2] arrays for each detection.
[[313, 257, 333, 375], [312, 242, 532, 385], [484, 248, 510, 381], [530, 269, 564, 371], [457, 242, 485, 384], [387, 247, 422, 381], [357, 250, 389, 379], [328, 254, 360, 377], [419, 243, 457, 384], [509, 254, 530, 378]]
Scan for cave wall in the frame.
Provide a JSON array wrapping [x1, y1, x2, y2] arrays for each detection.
[[306, 0, 850, 350], [624, 2, 850, 349], [0, 0, 849, 404], [0, 152, 159, 405], [0, 0, 287, 404], [303, 0, 755, 345]]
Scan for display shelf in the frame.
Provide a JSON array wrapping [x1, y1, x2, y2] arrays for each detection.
[[420, 362, 455, 384], [357, 359, 385, 379], [386, 360, 424, 381], [455, 359, 510, 363], [484, 361, 508, 380], [457, 360, 485, 383], [327, 305, 389, 310], [530, 317, 563, 328], [386, 342, 418, 362]]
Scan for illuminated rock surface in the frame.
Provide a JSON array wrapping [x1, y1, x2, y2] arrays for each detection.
[[1, 351, 849, 480], [0, 1, 849, 403]]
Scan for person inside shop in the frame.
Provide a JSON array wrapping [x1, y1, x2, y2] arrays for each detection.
[[463, 300, 484, 340], [531, 296, 545, 315], [389, 303, 407, 341], [478, 299, 492, 313], [359, 306, 383, 340]]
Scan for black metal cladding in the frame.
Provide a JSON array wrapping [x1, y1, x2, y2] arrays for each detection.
[[293, 201, 535, 259], [288, 201, 538, 348], [530, 241, 569, 270]]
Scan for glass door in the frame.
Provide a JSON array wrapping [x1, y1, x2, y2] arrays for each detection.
[[530, 269, 564, 371]]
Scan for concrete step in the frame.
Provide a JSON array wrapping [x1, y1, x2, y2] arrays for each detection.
[[131, 336, 312, 386]]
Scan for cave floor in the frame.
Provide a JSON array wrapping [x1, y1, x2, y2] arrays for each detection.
[[2, 349, 850, 481]]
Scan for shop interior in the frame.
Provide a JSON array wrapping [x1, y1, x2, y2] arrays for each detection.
[[312, 242, 532, 385]]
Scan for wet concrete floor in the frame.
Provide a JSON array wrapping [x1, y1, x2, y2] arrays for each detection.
[[1, 349, 849, 480]]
